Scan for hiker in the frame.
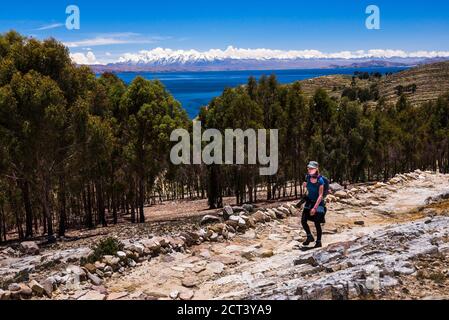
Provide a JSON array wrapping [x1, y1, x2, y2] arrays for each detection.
[[301, 161, 328, 248]]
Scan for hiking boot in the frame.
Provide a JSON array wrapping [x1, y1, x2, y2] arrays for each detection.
[[302, 235, 315, 246], [314, 241, 322, 248]]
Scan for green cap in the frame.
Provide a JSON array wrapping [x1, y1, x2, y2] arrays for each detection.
[[307, 161, 319, 169]]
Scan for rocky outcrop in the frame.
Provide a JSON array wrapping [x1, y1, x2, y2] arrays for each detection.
[[245, 216, 449, 300]]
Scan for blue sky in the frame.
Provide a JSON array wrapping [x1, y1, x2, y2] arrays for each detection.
[[1, 0, 449, 64]]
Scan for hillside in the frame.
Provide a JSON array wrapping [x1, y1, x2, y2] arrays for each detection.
[[378, 61, 449, 105], [296, 61, 449, 105]]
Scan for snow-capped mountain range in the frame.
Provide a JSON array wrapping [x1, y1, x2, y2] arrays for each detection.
[[85, 46, 449, 72]]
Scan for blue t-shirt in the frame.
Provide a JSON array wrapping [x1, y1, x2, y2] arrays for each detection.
[[307, 176, 324, 202]]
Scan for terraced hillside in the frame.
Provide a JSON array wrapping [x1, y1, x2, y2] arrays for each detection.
[[296, 61, 449, 105], [377, 61, 449, 105]]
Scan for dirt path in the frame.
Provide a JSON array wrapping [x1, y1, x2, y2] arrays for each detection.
[[99, 171, 449, 300]]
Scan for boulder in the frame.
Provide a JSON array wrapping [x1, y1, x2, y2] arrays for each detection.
[[18, 283, 32, 297], [87, 271, 103, 285], [127, 243, 145, 255], [66, 265, 87, 281], [273, 208, 286, 219], [19, 241, 40, 255], [140, 239, 161, 253], [223, 206, 233, 220], [206, 262, 225, 274], [334, 190, 350, 199], [42, 277, 55, 297], [94, 261, 106, 270], [0, 289, 10, 300], [253, 211, 267, 223], [200, 215, 221, 225], [179, 290, 195, 301], [232, 206, 248, 214], [8, 283, 21, 292], [84, 263, 97, 273], [329, 183, 344, 192], [29, 280, 44, 297], [103, 255, 121, 270], [182, 277, 199, 288], [116, 251, 127, 260], [265, 209, 277, 219]]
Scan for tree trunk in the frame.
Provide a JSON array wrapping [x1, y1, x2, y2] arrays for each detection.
[[20, 180, 34, 238], [58, 175, 67, 237]]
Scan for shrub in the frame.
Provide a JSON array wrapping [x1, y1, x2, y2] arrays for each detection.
[[85, 237, 124, 264]]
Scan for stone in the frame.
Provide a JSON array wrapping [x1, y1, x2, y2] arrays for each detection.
[[179, 290, 195, 301], [66, 265, 87, 281], [192, 265, 206, 273], [18, 283, 32, 297], [78, 290, 106, 300], [141, 239, 161, 253], [95, 261, 106, 270], [87, 271, 103, 285], [354, 221, 365, 226], [260, 249, 274, 258], [329, 183, 344, 192], [42, 277, 55, 297], [84, 263, 96, 273], [273, 209, 286, 219], [19, 241, 40, 255], [29, 280, 44, 297], [128, 244, 145, 255], [238, 217, 247, 227], [334, 190, 350, 199], [201, 215, 222, 225], [253, 211, 268, 223], [182, 276, 199, 288], [128, 259, 137, 268], [223, 206, 234, 220], [169, 290, 179, 300], [116, 251, 127, 259], [0, 289, 9, 300], [107, 292, 129, 300], [209, 232, 219, 242], [8, 283, 21, 292], [206, 262, 225, 274], [103, 256, 121, 270]]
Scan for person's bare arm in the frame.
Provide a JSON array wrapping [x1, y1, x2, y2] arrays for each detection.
[[311, 185, 324, 216]]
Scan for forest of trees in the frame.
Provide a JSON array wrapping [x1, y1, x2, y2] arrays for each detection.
[[1, 31, 449, 243]]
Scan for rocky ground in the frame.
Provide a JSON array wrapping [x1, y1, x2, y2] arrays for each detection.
[[1, 170, 449, 300]]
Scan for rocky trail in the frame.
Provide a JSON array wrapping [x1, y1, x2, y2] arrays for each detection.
[[1, 170, 449, 300]]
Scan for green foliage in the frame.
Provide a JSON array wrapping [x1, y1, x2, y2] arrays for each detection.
[[86, 237, 124, 264]]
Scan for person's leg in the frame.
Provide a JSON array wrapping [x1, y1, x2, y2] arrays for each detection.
[[301, 209, 315, 245], [314, 221, 323, 247]]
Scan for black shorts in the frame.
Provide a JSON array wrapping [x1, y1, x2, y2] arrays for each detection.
[[302, 201, 326, 224]]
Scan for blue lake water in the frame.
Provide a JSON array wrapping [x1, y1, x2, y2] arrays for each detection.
[[115, 67, 409, 118]]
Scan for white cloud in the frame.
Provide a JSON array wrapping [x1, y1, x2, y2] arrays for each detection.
[[37, 23, 64, 31], [70, 51, 101, 65], [117, 46, 449, 64], [63, 33, 170, 48]]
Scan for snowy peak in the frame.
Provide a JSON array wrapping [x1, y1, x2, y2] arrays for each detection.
[[116, 46, 449, 66]]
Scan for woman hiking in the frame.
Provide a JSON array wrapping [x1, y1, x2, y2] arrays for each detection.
[[301, 161, 327, 248]]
